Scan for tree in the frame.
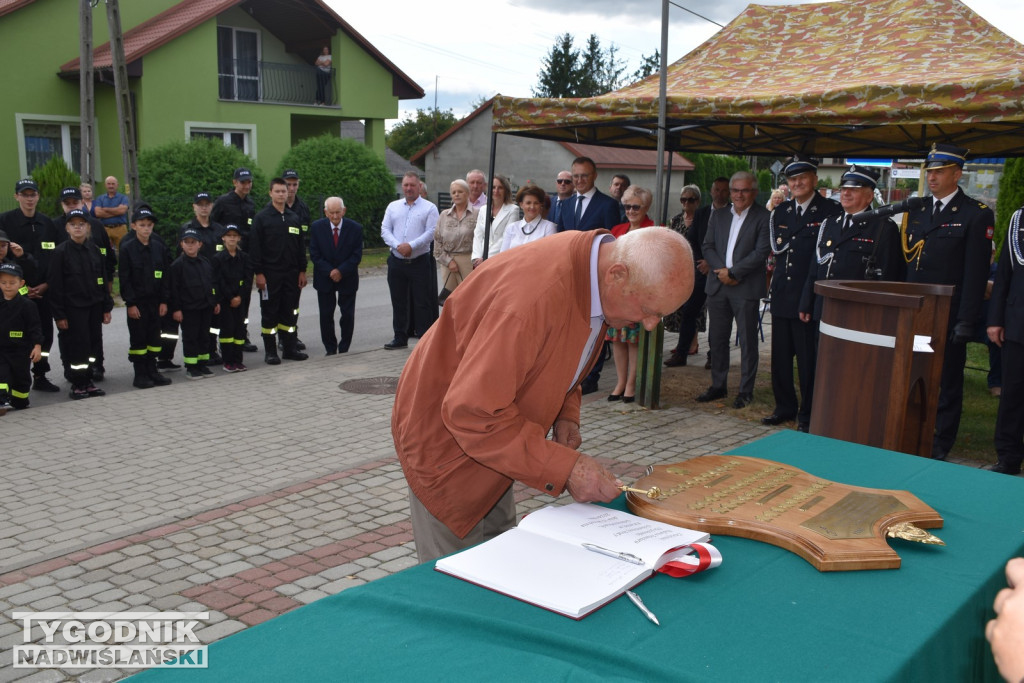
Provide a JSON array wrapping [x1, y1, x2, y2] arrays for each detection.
[[630, 51, 660, 83], [386, 108, 458, 162], [137, 138, 266, 245], [276, 136, 394, 248], [995, 157, 1024, 253], [686, 153, 750, 200], [31, 156, 80, 218], [534, 33, 579, 98]]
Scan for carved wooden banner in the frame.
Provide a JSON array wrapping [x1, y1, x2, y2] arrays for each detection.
[[625, 456, 944, 571]]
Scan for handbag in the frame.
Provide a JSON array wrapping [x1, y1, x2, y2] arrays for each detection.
[[438, 270, 461, 306]]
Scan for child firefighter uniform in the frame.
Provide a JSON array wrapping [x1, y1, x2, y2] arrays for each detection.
[[0, 262, 43, 412]]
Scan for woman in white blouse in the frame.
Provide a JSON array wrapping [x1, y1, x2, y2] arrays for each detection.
[[502, 185, 557, 251], [471, 174, 519, 268]]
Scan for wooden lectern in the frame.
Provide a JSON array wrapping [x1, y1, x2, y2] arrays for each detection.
[[810, 281, 953, 457]]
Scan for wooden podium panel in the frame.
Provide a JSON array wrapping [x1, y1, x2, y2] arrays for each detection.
[[627, 456, 944, 571], [810, 281, 953, 457]]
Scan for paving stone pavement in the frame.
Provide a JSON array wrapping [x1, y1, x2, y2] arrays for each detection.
[[0, 320, 987, 681]]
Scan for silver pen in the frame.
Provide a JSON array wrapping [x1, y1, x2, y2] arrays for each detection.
[[626, 590, 660, 626], [581, 543, 644, 565]]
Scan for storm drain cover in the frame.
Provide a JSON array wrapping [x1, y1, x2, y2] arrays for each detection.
[[339, 376, 400, 395]]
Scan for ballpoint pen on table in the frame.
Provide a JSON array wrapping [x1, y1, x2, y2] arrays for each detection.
[[581, 543, 644, 565], [625, 590, 660, 626]]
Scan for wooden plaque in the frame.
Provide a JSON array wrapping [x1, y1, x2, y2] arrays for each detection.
[[626, 456, 944, 571]]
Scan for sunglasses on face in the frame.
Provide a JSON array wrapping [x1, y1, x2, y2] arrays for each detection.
[[556, 179, 573, 184], [623, 204, 642, 212], [681, 197, 698, 203]]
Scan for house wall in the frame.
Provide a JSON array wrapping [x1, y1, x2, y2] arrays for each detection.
[[0, 0, 409, 203], [420, 110, 688, 214]]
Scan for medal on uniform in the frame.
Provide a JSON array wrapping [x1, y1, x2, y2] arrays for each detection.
[[826, 240, 832, 246], [777, 237, 783, 245]]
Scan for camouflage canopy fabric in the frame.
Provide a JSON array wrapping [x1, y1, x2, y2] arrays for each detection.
[[492, 0, 1024, 157]]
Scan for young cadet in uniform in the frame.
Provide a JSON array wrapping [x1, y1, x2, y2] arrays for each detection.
[[48, 209, 112, 400], [0, 230, 37, 283], [0, 263, 43, 414], [55, 186, 116, 381], [180, 191, 226, 365], [281, 169, 310, 352], [985, 204, 1024, 475], [764, 155, 842, 432], [168, 229, 219, 380], [213, 224, 252, 372], [799, 165, 904, 321], [119, 206, 173, 389], [250, 177, 308, 364], [902, 143, 994, 461], [211, 168, 258, 353], [0, 179, 63, 393]]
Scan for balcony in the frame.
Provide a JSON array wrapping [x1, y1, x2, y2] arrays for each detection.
[[218, 59, 336, 107]]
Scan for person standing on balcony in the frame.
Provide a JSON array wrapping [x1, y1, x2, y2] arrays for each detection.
[[315, 46, 332, 106]]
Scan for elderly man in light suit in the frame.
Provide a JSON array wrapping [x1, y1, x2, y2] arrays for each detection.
[[698, 171, 771, 408]]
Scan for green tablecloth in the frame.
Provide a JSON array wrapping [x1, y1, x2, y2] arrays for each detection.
[[133, 431, 1024, 682]]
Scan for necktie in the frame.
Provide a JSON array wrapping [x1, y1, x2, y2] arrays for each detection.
[[843, 215, 852, 231], [797, 205, 803, 217], [574, 195, 583, 224], [933, 200, 942, 217], [332, 225, 339, 247]]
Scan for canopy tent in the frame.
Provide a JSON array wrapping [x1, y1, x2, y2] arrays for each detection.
[[492, 0, 1024, 158]]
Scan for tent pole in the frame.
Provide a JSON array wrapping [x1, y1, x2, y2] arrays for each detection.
[[482, 131, 497, 260], [638, 0, 671, 410]]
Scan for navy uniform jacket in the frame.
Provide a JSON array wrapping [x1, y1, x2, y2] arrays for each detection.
[[118, 236, 171, 306], [309, 217, 362, 294], [989, 208, 1024, 344], [0, 209, 63, 287], [179, 219, 225, 260], [55, 213, 116, 282], [213, 249, 253, 305], [167, 254, 217, 312], [769, 194, 842, 319], [249, 205, 305, 275], [904, 188, 993, 329], [556, 189, 621, 232], [211, 191, 255, 242], [47, 239, 113, 320], [799, 212, 904, 320], [0, 294, 43, 351]]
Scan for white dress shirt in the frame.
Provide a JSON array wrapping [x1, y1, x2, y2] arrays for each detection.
[[725, 205, 750, 269], [381, 196, 439, 259]]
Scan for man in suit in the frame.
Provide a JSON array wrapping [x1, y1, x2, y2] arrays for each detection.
[[309, 196, 363, 355], [549, 171, 574, 225], [609, 174, 631, 224], [903, 143, 994, 460], [393, 227, 695, 562], [698, 171, 771, 408], [557, 156, 622, 233], [987, 203, 1024, 475], [762, 156, 842, 431]]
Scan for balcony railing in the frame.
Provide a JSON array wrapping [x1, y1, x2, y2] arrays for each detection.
[[218, 59, 336, 107]]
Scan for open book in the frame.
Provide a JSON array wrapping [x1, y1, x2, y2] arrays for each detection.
[[435, 503, 719, 619]]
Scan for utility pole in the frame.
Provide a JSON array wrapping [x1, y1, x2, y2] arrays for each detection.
[[79, 0, 96, 185], [105, 0, 139, 203]]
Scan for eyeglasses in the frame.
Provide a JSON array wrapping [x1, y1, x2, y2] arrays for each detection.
[[730, 188, 756, 194], [556, 179, 573, 184], [681, 197, 699, 203], [623, 204, 642, 212]]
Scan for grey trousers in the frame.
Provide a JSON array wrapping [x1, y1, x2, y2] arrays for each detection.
[[707, 289, 760, 396], [408, 485, 516, 564]]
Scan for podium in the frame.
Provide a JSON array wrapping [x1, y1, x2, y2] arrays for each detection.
[[810, 281, 953, 457]]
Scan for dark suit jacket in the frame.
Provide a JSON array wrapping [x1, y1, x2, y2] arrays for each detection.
[[557, 189, 621, 232], [702, 203, 771, 299], [989, 219, 1024, 344], [768, 194, 843, 319], [309, 217, 363, 293]]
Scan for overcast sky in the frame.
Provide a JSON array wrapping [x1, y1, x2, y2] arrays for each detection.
[[324, 0, 1024, 126]]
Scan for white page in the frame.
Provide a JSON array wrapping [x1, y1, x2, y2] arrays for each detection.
[[435, 527, 648, 618], [517, 503, 709, 568]]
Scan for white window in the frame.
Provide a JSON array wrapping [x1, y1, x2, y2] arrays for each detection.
[[15, 114, 90, 177], [218, 26, 261, 102], [185, 122, 256, 158]]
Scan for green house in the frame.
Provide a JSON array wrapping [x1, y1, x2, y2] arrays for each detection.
[[0, 0, 423, 202]]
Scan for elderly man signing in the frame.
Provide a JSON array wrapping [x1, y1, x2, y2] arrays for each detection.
[[392, 227, 695, 563]]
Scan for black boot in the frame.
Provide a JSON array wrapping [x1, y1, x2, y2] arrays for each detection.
[[147, 357, 172, 386], [281, 332, 308, 361], [132, 361, 154, 389], [263, 334, 281, 365]]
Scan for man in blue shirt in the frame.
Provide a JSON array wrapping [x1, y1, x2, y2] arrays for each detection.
[[92, 176, 130, 251], [381, 172, 438, 350]]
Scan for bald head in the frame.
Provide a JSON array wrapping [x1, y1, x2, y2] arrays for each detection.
[[599, 227, 694, 331], [324, 196, 346, 224]]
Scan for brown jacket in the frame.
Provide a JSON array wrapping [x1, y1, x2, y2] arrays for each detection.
[[392, 230, 608, 538]]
